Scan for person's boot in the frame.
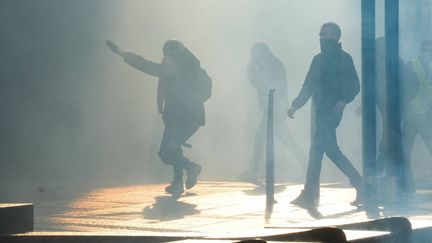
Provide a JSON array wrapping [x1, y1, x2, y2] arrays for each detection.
[[185, 163, 201, 189], [165, 181, 184, 195], [351, 179, 366, 207], [350, 176, 367, 207], [291, 189, 318, 208], [291, 189, 322, 219], [351, 186, 363, 207]]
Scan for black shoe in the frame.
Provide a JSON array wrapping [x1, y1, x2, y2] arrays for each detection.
[[351, 197, 362, 207], [352, 181, 378, 207], [351, 183, 365, 207], [185, 163, 201, 189], [291, 190, 318, 209], [165, 182, 184, 195]]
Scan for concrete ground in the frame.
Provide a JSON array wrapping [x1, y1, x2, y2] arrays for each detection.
[[2, 180, 432, 241]]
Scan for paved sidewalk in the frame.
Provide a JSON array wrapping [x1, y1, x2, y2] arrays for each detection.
[[2, 180, 432, 241], [31, 181, 368, 233]]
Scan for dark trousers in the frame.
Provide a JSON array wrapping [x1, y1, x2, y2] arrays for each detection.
[[158, 122, 199, 183], [304, 111, 361, 200], [402, 109, 432, 190]]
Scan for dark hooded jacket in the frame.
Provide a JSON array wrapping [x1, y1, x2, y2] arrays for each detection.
[[123, 49, 211, 128], [292, 44, 360, 125]]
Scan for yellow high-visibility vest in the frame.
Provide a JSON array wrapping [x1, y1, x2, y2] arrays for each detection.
[[409, 58, 432, 114]]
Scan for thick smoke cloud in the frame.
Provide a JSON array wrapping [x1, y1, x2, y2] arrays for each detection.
[[0, 0, 370, 186]]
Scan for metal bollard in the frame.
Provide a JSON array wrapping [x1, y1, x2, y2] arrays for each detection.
[[265, 89, 276, 221]]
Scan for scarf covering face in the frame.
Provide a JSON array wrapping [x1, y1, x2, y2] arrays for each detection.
[[320, 38, 341, 55]]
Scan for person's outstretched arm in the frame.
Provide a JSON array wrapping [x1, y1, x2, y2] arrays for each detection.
[[106, 40, 163, 78], [288, 56, 317, 118]]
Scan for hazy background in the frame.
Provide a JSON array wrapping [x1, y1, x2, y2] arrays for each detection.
[[1, 0, 429, 189]]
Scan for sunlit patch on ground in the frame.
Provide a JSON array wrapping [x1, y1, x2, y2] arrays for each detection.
[[28, 180, 432, 237]]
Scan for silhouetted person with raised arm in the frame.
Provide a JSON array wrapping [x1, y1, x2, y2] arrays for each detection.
[[106, 40, 211, 195], [287, 23, 362, 216], [238, 43, 307, 184]]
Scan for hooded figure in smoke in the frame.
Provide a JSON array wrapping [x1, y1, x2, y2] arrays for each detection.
[[374, 37, 418, 193], [402, 40, 432, 192], [287, 23, 362, 216], [238, 43, 306, 184], [106, 40, 212, 195]]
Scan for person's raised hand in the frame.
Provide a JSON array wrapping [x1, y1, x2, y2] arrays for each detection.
[[106, 40, 125, 56], [287, 106, 296, 119]]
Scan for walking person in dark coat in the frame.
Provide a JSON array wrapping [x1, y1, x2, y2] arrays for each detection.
[[106, 40, 211, 195], [238, 43, 307, 184], [287, 23, 362, 216]]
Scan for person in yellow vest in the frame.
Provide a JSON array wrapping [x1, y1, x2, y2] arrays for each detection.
[[403, 40, 432, 193]]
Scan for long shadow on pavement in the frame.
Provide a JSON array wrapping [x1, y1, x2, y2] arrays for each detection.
[[143, 193, 200, 221], [242, 184, 287, 196]]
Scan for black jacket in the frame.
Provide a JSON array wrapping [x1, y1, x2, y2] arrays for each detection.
[[123, 50, 210, 128], [292, 46, 360, 114]]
